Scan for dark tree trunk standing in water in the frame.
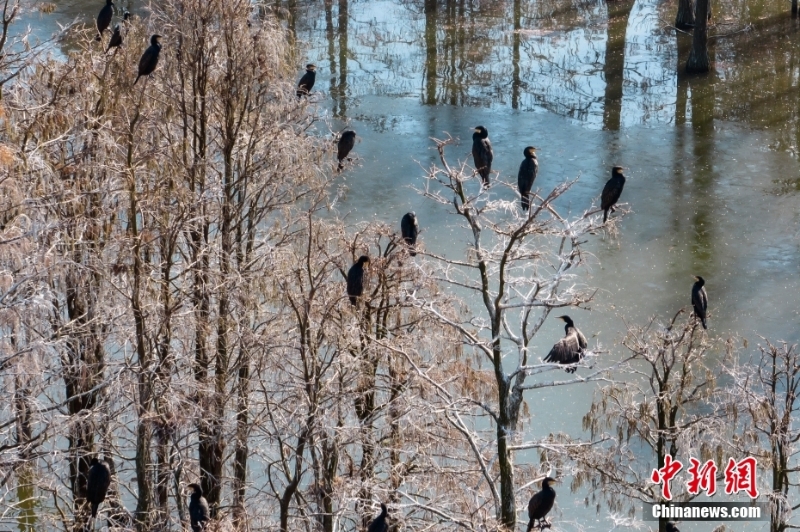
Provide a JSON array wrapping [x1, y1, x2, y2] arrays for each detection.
[[602, 0, 636, 131], [686, 0, 710, 73], [675, 0, 695, 29], [336, 0, 349, 118], [424, 0, 437, 105]]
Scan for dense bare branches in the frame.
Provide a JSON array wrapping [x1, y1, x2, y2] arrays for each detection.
[[575, 311, 730, 530], [410, 137, 626, 530]]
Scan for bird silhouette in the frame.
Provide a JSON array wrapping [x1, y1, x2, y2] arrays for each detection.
[[401, 212, 419, 256], [347, 256, 370, 306], [297, 63, 317, 98], [106, 23, 122, 52], [527, 477, 558, 531], [544, 316, 588, 373], [87, 457, 111, 519], [337, 131, 356, 171], [96, 0, 114, 41], [134, 35, 162, 86], [471, 126, 494, 187], [601, 166, 626, 223], [188, 483, 210, 532], [367, 503, 388, 532], [692, 276, 708, 329], [518, 146, 539, 211]]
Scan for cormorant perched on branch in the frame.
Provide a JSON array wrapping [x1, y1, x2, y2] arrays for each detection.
[[367, 503, 389, 532], [107, 23, 122, 52], [134, 35, 162, 86], [337, 130, 356, 171], [297, 63, 317, 98], [601, 166, 626, 223], [347, 256, 370, 305], [471, 126, 494, 187], [96, 0, 114, 41], [544, 316, 587, 373], [87, 457, 111, 519], [401, 212, 419, 256], [692, 276, 708, 329], [188, 483, 210, 532], [527, 477, 558, 531], [518, 146, 539, 211]]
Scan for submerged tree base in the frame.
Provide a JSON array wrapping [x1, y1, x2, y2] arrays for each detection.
[[685, 52, 710, 74]]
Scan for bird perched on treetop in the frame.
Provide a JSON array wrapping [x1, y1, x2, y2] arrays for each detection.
[[544, 316, 588, 373], [401, 212, 419, 256], [518, 146, 539, 211], [692, 276, 708, 329], [527, 477, 558, 531], [134, 35, 162, 86], [471, 126, 494, 187], [96, 0, 114, 41], [601, 166, 626, 223], [347, 256, 370, 306], [337, 130, 356, 171], [297, 63, 317, 98], [107, 23, 122, 52], [367, 503, 389, 532], [188, 483, 210, 532], [87, 457, 111, 519]]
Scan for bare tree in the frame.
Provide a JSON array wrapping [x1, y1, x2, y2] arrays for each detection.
[[577, 310, 729, 532], [725, 340, 800, 532], [410, 137, 625, 530]]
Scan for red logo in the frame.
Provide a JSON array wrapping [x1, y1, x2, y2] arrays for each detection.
[[724, 457, 759, 498], [687, 458, 717, 496], [651, 454, 683, 500], [650, 455, 759, 500]]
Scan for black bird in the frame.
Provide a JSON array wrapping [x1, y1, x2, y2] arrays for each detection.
[[401, 212, 419, 256], [367, 503, 389, 532], [692, 276, 708, 329], [86, 457, 111, 519], [106, 23, 122, 52], [188, 483, 210, 532], [666, 523, 680, 532], [96, 0, 114, 41], [601, 166, 626, 223], [134, 35, 162, 86], [527, 477, 558, 531], [337, 130, 356, 171], [347, 256, 370, 306], [544, 316, 588, 373], [518, 146, 539, 211], [297, 63, 317, 98], [471, 126, 494, 187]]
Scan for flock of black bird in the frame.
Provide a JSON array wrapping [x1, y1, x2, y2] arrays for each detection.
[[95, 0, 161, 85], [85, 2, 707, 527]]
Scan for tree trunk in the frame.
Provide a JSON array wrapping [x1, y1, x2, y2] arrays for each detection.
[[686, 0, 710, 73], [424, 0, 437, 105], [675, 0, 695, 30], [602, 0, 636, 131]]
